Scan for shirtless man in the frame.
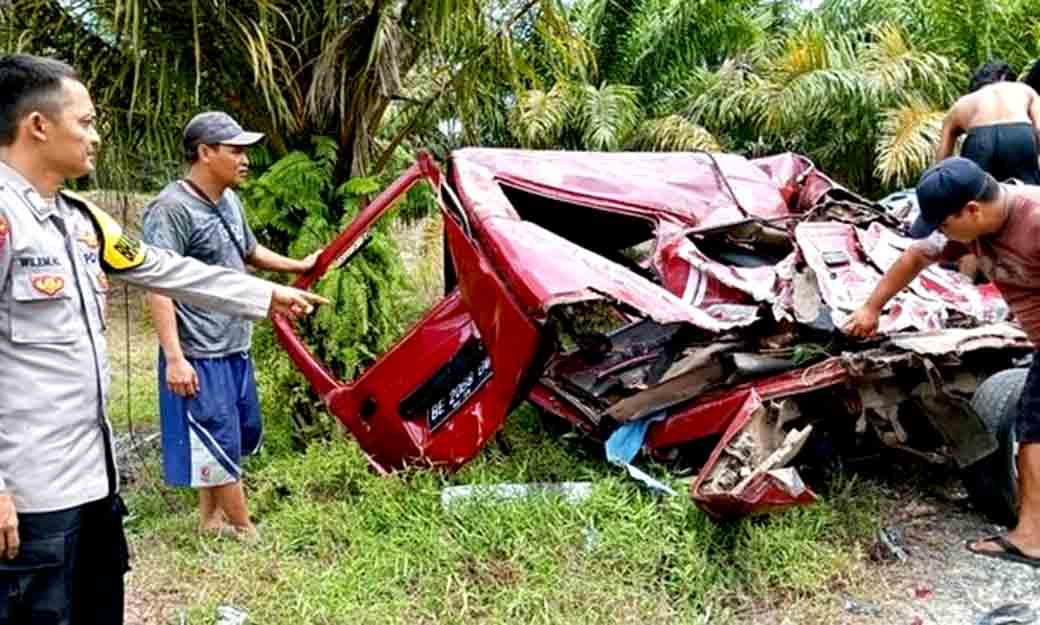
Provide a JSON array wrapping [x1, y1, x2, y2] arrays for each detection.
[[1026, 59, 1040, 148], [1025, 59, 1040, 99], [936, 61, 1040, 184]]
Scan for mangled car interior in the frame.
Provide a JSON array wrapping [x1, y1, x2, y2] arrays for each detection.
[[274, 149, 1030, 521]]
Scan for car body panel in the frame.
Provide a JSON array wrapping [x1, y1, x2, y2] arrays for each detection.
[[277, 148, 1028, 517]]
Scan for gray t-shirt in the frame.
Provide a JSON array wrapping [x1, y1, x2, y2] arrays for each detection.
[[141, 181, 259, 358]]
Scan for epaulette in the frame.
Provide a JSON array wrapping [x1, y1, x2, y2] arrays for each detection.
[[60, 190, 146, 271]]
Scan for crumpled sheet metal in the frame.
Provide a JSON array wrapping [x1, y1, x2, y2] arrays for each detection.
[[455, 148, 1011, 339], [659, 233, 777, 303], [888, 322, 1030, 356], [652, 231, 775, 328], [645, 358, 848, 452], [452, 148, 793, 228], [284, 148, 1031, 523], [795, 221, 949, 333], [857, 223, 1008, 323], [480, 218, 756, 332], [651, 215, 1013, 338], [691, 390, 817, 519]]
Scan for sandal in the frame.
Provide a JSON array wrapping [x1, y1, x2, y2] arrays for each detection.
[[966, 535, 1040, 568]]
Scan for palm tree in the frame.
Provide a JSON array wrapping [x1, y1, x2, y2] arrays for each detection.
[[2, 0, 584, 188], [509, 0, 782, 152], [680, 18, 957, 190], [511, 0, 1038, 192]]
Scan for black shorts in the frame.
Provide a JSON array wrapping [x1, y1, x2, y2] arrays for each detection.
[[0, 495, 130, 625], [962, 122, 1040, 185], [1018, 355, 1040, 444]]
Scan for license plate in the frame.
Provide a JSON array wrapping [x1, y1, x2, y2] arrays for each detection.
[[428, 354, 493, 430], [399, 336, 495, 431]]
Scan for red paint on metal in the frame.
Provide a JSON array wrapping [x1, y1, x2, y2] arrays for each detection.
[[690, 390, 818, 519], [273, 156, 438, 400], [528, 383, 599, 436], [274, 147, 1020, 518], [451, 149, 792, 228], [644, 358, 848, 451]]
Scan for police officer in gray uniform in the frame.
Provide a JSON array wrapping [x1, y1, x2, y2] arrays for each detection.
[[0, 55, 327, 624]]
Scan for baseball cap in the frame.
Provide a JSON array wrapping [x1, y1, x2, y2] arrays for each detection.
[[183, 111, 264, 150], [909, 157, 989, 239]]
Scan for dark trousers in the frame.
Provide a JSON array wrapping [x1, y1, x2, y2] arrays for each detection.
[[1019, 354, 1040, 444], [0, 495, 129, 625]]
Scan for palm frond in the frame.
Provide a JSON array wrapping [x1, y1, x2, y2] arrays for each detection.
[[537, 2, 597, 83], [513, 82, 574, 148], [626, 114, 721, 152], [860, 22, 958, 103], [875, 95, 944, 187], [612, 0, 766, 92], [753, 25, 875, 136], [578, 82, 641, 151], [682, 60, 765, 126], [306, 6, 402, 129], [231, 9, 298, 132]]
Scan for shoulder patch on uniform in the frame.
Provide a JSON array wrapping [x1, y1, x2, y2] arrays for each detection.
[[0, 215, 8, 250], [77, 228, 99, 249], [60, 190, 146, 271]]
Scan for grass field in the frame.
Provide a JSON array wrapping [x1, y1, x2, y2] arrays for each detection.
[[110, 297, 886, 625], [122, 415, 882, 624]]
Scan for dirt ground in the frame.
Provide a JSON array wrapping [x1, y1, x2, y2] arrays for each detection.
[[803, 473, 1040, 625]]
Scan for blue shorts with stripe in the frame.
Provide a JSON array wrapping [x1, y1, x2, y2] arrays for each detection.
[[158, 351, 262, 488]]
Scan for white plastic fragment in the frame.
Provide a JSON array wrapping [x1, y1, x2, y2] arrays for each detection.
[[216, 605, 248, 625], [440, 482, 593, 508]]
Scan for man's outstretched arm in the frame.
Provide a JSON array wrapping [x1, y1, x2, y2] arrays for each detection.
[[247, 244, 320, 275], [843, 246, 935, 337]]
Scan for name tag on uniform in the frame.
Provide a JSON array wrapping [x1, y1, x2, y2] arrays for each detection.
[[18, 256, 61, 269]]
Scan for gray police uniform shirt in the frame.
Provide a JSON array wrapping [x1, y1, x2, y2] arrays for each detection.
[[0, 162, 275, 513], [141, 182, 258, 358]]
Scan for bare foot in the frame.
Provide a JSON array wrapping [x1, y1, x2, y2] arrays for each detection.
[[230, 524, 260, 544], [199, 517, 226, 532], [199, 523, 239, 540]]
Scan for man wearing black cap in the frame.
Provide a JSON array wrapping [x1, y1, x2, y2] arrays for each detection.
[[845, 156, 1040, 567], [141, 112, 321, 540]]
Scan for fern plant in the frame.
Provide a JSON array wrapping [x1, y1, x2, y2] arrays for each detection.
[[241, 137, 423, 440]]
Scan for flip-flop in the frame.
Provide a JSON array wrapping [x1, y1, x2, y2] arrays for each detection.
[[966, 535, 1040, 569]]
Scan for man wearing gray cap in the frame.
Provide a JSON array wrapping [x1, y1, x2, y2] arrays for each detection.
[[845, 156, 1040, 568], [142, 111, 320, 540]]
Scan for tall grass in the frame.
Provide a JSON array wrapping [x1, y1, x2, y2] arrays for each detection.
[[124, 400, 880, 624], [117, 202, 882, 625]]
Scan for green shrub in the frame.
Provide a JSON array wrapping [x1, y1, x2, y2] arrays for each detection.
[[240, 137, 426, 442]]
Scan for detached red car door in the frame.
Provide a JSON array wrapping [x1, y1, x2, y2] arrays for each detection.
[[273, 154, 541, 472]]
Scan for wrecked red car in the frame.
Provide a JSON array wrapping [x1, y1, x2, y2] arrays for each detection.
[[274, 149, 1030, 522]]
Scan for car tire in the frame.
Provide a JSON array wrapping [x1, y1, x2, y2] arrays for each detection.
[[962, 368, 1028, 528]]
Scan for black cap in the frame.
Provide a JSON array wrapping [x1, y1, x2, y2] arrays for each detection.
[[183, 111, 264, 151], [910, 157, 988, 238]]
